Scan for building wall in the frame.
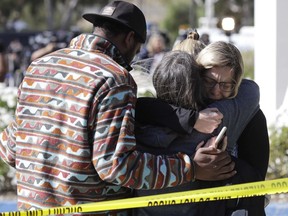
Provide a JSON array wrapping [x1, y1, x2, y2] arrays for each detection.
[[254, 0, 288, 127]]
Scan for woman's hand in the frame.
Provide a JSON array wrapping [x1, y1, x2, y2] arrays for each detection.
[[194, 108, 223, 134]]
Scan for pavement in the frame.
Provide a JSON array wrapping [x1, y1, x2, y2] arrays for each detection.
[[0, 201, 17, 213], [265, 202, 288, 216]]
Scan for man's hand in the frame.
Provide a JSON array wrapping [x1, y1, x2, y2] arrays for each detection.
[[194, 108, 223, 134], [193, 138, 236, 181]]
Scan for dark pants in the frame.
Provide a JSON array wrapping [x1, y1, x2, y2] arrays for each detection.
[[133, 158, 266, 216], [196, 158, 266, 216]]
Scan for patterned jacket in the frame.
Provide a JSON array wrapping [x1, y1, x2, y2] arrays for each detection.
[[0, 34, 193, 214]]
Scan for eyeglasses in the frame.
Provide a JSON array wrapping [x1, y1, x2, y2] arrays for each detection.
[[203, 76, 236, 92]]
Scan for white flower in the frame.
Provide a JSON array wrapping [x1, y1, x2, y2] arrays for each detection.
[[0, 87, 17, 129]]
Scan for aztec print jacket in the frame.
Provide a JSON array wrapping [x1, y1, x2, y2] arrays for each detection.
[[0, 33, 194, 214]]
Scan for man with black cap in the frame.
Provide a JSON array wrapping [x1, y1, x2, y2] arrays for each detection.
[[0, 1, 235, 215]]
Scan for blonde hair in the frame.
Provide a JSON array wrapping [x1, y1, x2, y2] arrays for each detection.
[[146, 33, 166, 56], [196, 41, 244, 98], [172, 30, 206, 57]]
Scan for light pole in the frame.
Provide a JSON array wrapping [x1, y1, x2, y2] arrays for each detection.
[[221, 17, 235, 43]]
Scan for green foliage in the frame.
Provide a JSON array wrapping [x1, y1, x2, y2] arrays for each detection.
[[267, 126, 288, 179], [0, 100, 16, 113], [241, 50, 254, 79], [0, 88, 17, 192], [0, 0, 109, 31], [0, 160, 9, 176], [138, 90, 155, 98], [160, 0, 255, 44], [162, 1, 191, 45]]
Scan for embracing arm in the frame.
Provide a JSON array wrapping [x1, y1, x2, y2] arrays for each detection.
[[93, 83, 237, 189], [0, 79, 19, 167], [92, 85, 195, 189], [135, 97, 198, 134], [136, 79, 259, 139], [0, 121, 17, 167], [135, 97, 222, 134], [209, 79, 260, 153]]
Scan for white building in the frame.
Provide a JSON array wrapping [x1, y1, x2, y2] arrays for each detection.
[[255, 0, 288, 127]]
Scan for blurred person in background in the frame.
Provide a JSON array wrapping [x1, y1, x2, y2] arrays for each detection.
[[136, 32, 168, 74], [6, 39, 24, 87], [172, 25, 190, 48], [0, 40, 7, 83], [30, 30, 78, 61], [200, 33, 210, 45], [137, 32, 167, 60]]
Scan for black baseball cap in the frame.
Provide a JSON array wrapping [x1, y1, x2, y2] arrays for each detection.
[[83, 1, 147, 43]]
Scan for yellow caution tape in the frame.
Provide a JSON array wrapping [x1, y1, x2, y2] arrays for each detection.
[[1, 178, 288, 216]]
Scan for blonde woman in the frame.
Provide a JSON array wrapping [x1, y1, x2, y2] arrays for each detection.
[[134, 32, 268, 215]]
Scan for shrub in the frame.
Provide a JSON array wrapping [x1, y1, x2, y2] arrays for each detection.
[[267, 126, 288, 179], [0, 86, 17, 192]]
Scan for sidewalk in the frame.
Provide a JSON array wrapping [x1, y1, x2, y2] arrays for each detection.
[[266, 202, 288, 216]]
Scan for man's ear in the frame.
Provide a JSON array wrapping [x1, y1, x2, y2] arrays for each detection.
[[124, 31, 136, 48]]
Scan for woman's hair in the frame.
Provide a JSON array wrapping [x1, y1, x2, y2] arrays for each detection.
[[146, 33, 166, 56], [196, 41, 244, 98], [153, 50, 205, 109], [172, 30, 206, 57]]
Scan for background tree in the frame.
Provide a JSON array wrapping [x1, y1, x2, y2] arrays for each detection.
[[160, 0, 254, 44], [267, 126, 288, 180], [0, 0, 109, 32], [214, 0, 254, 32], [161, 0, 192, 45]]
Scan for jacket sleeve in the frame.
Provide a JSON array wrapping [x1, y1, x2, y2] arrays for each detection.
[[92, 83, 193, 189], [135, 79, 260, 141], [0, 120, 17, 167], [135, 97, 197, 134], [208, 79, 260, 155]]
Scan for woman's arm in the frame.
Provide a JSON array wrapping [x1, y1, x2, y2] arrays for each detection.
[[136, 98, 222, 134], [210, 79, 260, 154], [136, 79, 260, 141], [135, 97, 198, 134]]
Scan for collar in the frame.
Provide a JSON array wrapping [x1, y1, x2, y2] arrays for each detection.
[[69, 33, 132, 71]]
